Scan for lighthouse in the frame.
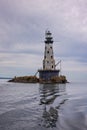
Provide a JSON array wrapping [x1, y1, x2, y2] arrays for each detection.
[[38, 31, 59, 81], [43, 31, 55, 70]]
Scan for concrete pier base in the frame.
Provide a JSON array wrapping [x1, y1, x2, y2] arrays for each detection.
[[38, 70, 60, 81]]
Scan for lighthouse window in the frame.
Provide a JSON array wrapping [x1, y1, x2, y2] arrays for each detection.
[[47, 51, 49, 53], [43, 65, 45, 69], [50, 47, 52, 49], [51, 56, 53, 58], [52, 65, 53, 68]]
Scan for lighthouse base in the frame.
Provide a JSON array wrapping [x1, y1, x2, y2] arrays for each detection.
[[38, 70, 60, 81]]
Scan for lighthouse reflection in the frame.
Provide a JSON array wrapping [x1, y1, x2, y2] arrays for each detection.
[[39, 83, 67, 128]]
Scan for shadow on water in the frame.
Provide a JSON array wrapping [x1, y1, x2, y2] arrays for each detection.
[[39, 83, 67, 128]]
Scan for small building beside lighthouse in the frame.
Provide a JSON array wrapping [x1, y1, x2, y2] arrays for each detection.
[[38, 31, 60, 81]]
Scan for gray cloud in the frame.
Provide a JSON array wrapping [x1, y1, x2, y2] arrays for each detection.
[[0, 0, 87, 81]]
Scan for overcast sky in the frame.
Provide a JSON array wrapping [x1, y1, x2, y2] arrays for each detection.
[[0, 0, 87, 82]]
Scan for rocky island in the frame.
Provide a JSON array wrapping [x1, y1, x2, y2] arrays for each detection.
[[9, 31, 68, 84], [8, 75, 67, 84]]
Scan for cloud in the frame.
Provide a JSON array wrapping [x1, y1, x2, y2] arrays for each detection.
[[0, 0, 87, 81], [0, 52, 42, 68], [0, 52, 42, 77]]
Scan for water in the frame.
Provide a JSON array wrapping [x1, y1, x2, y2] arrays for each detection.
[[0, 79, 87, 130]]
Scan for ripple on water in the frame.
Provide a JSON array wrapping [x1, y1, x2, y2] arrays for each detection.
[[0, 81, 87, 130]]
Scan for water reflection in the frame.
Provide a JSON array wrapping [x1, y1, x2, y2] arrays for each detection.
[[39, 84, 67, 128]]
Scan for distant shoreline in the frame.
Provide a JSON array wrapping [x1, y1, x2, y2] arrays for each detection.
[[0, 77, 12, 79]]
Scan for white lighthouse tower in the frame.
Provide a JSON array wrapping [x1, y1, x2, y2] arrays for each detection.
[[43, 31, 55, 70], [38, 31, 59, 81]]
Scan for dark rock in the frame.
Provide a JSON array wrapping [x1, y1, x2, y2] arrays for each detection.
[[8, 75, 68, 84]]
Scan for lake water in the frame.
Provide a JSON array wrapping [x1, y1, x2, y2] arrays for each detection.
[[0, 79, 87, 130]]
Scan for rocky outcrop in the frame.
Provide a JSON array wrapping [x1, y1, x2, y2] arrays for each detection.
[[8, 76, 39, 83], [8, 75, 68, 83], [50, 75, 67, 83]]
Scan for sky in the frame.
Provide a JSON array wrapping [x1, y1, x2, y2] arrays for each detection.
[[0, 0, 87, 82]]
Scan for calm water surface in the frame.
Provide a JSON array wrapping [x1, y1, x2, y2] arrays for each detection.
[[0, 79, 87, 130]]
